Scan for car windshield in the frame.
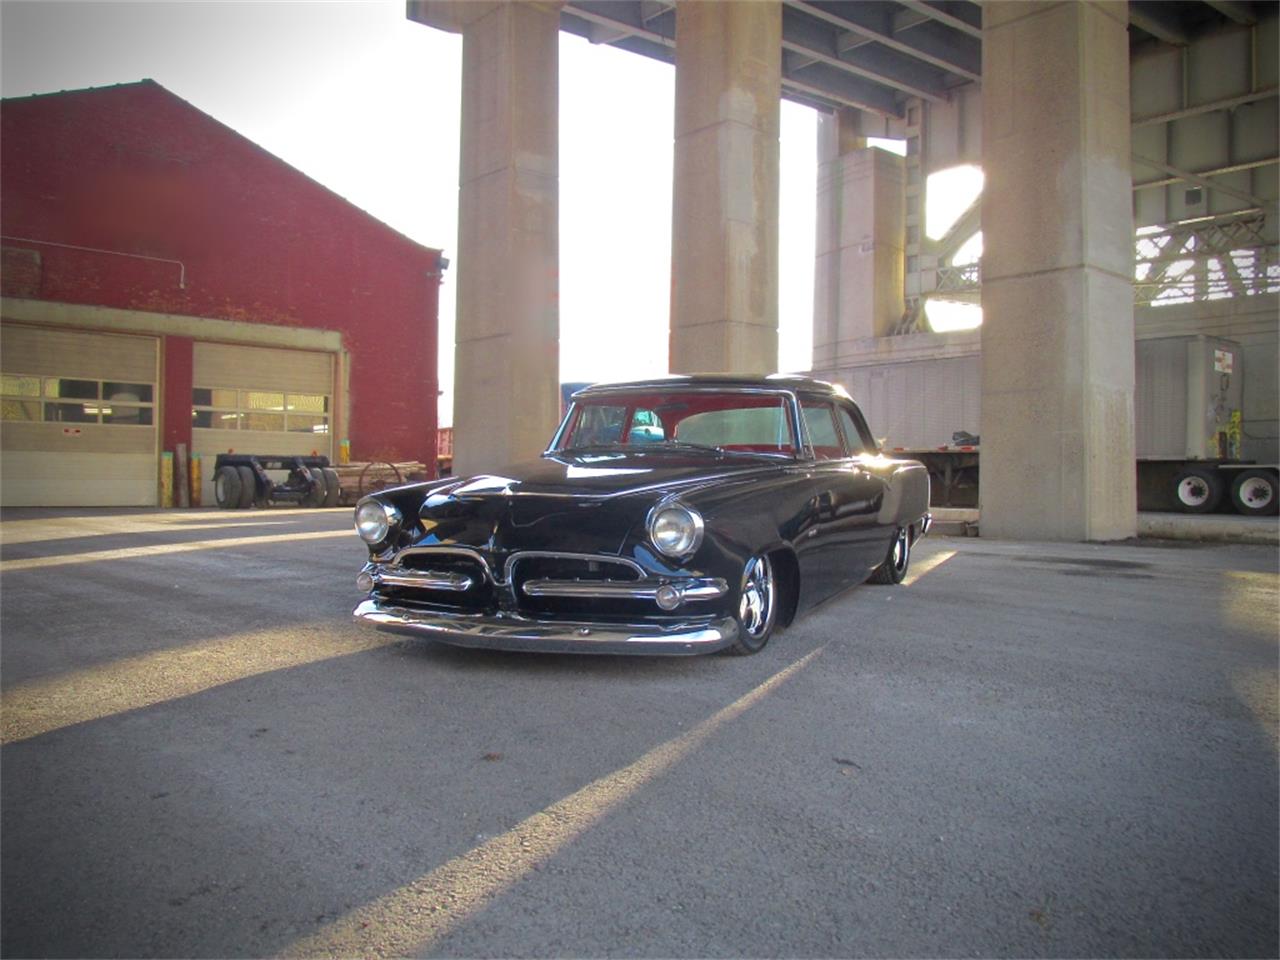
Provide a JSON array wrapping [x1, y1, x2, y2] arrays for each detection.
[[556, 391, 798, 457]]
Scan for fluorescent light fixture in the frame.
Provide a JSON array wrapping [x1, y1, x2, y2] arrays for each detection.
[[925, 299, 983, 333]]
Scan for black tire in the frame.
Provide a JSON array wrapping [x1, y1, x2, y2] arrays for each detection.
[[1230, 469, 1279, 516], [212, 466, 242, 510], [870, 527, 911, 586], [235, 465, 257, 509], [1172, 467, 1224, 514], [321, 467, 341, 508], [868, 527, 910, 585], [303, 467, 327, 508], [727, 554, 776, 656]]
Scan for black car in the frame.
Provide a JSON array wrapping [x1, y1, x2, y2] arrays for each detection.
[[352, 375, 931, 655]]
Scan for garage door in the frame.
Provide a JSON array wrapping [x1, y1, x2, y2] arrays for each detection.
[[192, 342, 335, 505], [0, 323, 159, 506]]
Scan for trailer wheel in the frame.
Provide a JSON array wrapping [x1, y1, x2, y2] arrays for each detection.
[[303, 467, 327, 508], [1230, 469, 1278, 516], [213, 466, 242, 510], [235, 465, 257, 509], [1172, 467, 1223, 513], [321, 467, 340, 508]]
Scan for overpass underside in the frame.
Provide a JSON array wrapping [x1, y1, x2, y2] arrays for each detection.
[[407, 0, 1278, 542]]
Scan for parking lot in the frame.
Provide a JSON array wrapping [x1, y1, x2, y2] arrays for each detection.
[[1, 507, 1276, 958]]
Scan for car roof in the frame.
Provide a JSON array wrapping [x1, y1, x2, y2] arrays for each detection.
[[573, 374, 849, 401]]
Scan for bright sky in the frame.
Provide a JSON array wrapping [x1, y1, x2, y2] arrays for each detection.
[[0, 0, 818, 427]]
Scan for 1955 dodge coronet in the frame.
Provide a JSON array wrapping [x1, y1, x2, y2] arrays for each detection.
[[351, 375, 931, 656]]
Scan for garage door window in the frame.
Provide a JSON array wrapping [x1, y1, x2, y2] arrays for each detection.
[[1, 374, 154, 425], [192, 388, 329, 434]]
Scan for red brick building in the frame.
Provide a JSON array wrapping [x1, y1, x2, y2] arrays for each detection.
[[1, 80, 442, 505]]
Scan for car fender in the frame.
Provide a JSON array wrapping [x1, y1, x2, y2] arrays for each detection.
[[875, 460, 931, 529]]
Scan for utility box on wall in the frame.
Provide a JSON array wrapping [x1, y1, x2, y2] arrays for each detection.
[[1136, 336, 1242, 461]]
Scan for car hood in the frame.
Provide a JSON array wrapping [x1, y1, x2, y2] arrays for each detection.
[[402, 452, 780, 560]]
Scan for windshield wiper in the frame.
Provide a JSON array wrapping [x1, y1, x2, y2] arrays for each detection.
[[557, 442, 632, 454], [657, 440, 726, 454]]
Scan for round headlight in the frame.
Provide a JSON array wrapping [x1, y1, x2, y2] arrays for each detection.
[[648, 502, 704, 558], [355, 499, 399, 544]]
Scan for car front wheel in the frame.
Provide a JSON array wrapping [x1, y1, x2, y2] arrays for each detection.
[[728, 554, 776, 655], [869, 527, 910, 584]]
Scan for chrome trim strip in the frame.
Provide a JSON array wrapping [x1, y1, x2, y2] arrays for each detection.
[[353, 599, 738, 656], [391, 546, 496, 583], [503, 550, 646, 585], [521, 577, 728, 602], [372, 568, 473, 591]]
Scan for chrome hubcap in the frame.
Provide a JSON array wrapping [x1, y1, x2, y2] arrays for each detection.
[[1240, 478, 1273, 507], [892, 529, 909, 573], [1177, 477, 1209, 506], [739, 555, 775, 639]]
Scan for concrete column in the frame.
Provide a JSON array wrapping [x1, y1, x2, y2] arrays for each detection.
[[980, 1, 1136, 540], [813, 109, 906, 373], [670, 0, 780, 374], [411, 1, 560, 475]]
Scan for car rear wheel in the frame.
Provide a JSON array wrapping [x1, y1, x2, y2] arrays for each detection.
[[728, 554, 776, 656], [868, 527, 910, 584], [213, 466, 241, 510]]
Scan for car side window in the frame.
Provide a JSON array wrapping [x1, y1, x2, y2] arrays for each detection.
[[801, 401, 844, 461], [836, 404, 874, 455]]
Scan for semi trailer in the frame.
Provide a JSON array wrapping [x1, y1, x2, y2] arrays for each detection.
[[837, 335, 1278, 516]]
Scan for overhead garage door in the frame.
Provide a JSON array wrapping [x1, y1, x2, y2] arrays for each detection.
[[0, 323, 159, 506], [192, 342, 335, 505]]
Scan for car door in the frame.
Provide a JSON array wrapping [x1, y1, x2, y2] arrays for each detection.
[[833, 400, 896, 575], [794, 399, 885, 596]]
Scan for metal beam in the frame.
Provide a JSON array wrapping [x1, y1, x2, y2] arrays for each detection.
[[782, 7, 948, 103], [896, 0, 982, 40], [1131, 87, 1279, 127], [1203, 0, 1258, 25], [1132, 154, 1276, 209], [1133, 157, 1280, 191], [782, 62, 901, 117], [563, 2, 674, 48], [788, 0, 981, 83], [1129, 3, 1190, 46]]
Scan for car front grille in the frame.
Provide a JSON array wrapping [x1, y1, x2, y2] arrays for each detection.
[[382, 548, 494, 612], [507, 552, 663, 620]]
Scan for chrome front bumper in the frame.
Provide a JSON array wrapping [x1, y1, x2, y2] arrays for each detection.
[[352, 598, 739, 656]]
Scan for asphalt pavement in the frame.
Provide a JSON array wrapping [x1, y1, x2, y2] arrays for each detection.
[[1, 507, 1276, 958]]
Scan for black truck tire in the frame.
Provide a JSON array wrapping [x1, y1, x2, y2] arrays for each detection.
[[1230, 469, 1279, 516], [321, 467, 341, 508], [213, 466, 242, 510], [235, 465, 257, 508], [1172, 467, 1223, 513], [303, 467, 327, 508]]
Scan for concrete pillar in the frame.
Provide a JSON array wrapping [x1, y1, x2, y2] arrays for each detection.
[[410, 1, 560, 475], [980, 1, 1136, 540], [813, 109, 906, 373], [670, 0, 781, 374]]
